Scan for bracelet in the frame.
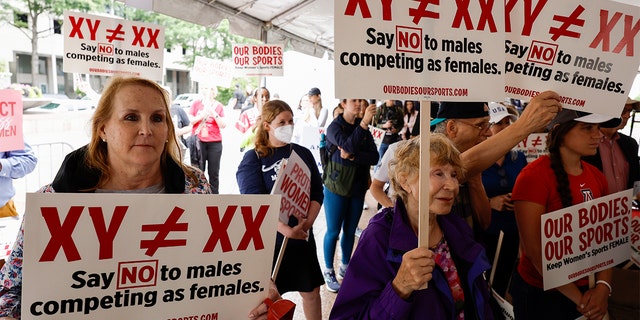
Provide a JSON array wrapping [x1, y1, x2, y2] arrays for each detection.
[[360, 121, 368, 129], [595, 280, 612, 296]]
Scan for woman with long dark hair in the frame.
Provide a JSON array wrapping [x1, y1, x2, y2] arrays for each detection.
[[511, 109, 619, 320]]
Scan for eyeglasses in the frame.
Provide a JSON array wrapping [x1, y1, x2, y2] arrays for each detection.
[[455, 120, 491, 132]]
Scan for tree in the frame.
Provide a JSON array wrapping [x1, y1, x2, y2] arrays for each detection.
[[0, 0, 106, 86]]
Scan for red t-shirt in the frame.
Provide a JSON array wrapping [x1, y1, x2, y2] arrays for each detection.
[[190, 99, 224, 142], [511, 155, 608, 288]]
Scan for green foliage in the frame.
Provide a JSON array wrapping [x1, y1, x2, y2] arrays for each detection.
[[10, 83, 42, 97]]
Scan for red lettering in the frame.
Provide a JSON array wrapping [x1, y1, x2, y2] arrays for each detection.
[[88, 206, 127, 260], [549, 5, 585, 41], [39, 206, 84, 262], [452, 0, 473, 30], [203, 206, 237, 253], [409, 0, 439, 25], [132, 26, 146, 47], [68, 16, 85, 39], [589, 10, 623, 53], [612, 15, 640, 56], [505, 0, 548, 36], [236, 205, 268, 251], [344, 0, 372, 18], [145, 27, 160, 49], [140, 207, 188, 256], [477, 0, 498, 32]]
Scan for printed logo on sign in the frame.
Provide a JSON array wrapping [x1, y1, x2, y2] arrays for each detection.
[[117, 259, 158, 289], [527, 41, 558, 66], [98, 43, 114, 56], [396, 26, 422, 54]]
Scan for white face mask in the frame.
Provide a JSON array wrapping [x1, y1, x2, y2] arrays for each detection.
[[271, 124, 294, 144]]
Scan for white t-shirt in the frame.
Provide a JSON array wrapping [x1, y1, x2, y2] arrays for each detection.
[[373, 141, 400, 196]]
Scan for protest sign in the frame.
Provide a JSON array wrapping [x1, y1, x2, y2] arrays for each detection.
[[0, 216, 21, 260], [541, 189, 633, 290], [191, 56, 233, 88], [233, 44, 284, 77], [297, 126, 323, 174], [631, 207, 640, 267], [491, 289, 514, 320], [63, 11, 164, 81], [513, 133, 548, 163], [270, 150, 311, 223], [335, 1, 505, 101], [22, 193, 280, 319], [369, 126, 385, 149], [504, 0, 640, 117], [0, 89, 24, 152]]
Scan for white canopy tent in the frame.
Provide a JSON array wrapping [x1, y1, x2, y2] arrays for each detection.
[[123, 0, 334, 59]]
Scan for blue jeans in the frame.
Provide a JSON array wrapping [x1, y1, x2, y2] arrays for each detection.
[[322, 187, 365, 269], [510, 270, 582, 320]]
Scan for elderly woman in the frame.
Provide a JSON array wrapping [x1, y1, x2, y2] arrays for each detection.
[[330, 134, 494, 320], [0, 76, 278, 320]]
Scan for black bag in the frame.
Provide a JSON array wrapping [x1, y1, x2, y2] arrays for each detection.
[[186, 135, 201, 167]]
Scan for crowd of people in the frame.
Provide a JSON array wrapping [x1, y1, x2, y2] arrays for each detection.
[[1, 75, 639, 319]]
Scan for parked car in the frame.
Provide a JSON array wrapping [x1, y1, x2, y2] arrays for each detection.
[[173, 93, 202, 109]]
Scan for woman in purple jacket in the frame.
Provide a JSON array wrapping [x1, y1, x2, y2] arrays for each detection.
[[330, 134, 494, 320]]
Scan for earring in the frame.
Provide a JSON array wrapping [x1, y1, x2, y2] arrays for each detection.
[[102, 139, 106, 143], [165, 140, 169, 143]]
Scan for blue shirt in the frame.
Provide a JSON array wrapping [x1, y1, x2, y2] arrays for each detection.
[[0, 143, 37, 206]]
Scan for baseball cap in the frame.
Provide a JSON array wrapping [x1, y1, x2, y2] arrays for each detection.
[[308, 87, 321, 96], [488, 102, 517, 124], [547, 109, 621, 130], [627, 97, 640, 111], [430, 101, 488, 126]]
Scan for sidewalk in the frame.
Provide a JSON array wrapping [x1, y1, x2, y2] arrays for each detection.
[[281, 191, 379, 319]]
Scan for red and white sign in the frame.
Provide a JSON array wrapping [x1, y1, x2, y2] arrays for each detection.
[[271, 150, 311, 222], [22, 193, 280, 319], [0, 89, 24, 152], [0, 216, 21, 260], [63, 11, 165, 81], [233, 44, 284, 77], [631, 207, 640, 267], [541, 189, 633, 290], [191, 56, 233, 88], [335, 1, 506, 101], [513, 133, 548, 163], [504, 0, 640, 117]]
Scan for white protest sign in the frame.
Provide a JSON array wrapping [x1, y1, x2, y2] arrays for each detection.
[[541, 189, 633, 290], [0, 216, 21, 260], [298, 126, 323, 174], [63, 11, 165, 81], [491, 290, 514, 320], [369, 126, 385, 149], [22, 193, 280, 319], [271, 150, 311, 222], [191, 56, 233, 88], [513, 133, 548, 163], [504, 0, 640, 117], [0, 89, 24, 152], [335, 1, 505, 101], [233, 44, 284, 77]]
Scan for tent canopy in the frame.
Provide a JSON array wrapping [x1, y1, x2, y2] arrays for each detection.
[[148, 0, 334, 58]]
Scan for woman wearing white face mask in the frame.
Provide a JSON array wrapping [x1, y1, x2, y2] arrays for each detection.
[[236, 100, 325, 320]]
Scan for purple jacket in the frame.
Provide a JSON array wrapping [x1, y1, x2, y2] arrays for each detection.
[[330, 200, 494, 320]]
